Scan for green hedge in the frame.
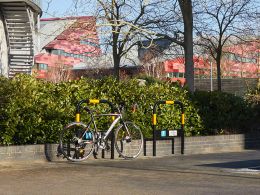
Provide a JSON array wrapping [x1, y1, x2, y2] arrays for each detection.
[[0, 75, 204, 145], [191, 91, 254, 135], [0, 75, 257, 145], [244, 79, 260, 129]]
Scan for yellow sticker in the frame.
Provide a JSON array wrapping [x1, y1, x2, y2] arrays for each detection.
[[166, 101, 174, 105], [182, 114, 185, 125], [152, 114, 157, 125], [89, 99, 100, 104], [76, 113, 80, 122]]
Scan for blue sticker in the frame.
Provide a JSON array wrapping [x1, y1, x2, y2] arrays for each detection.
[[161, 130, 167, 137]]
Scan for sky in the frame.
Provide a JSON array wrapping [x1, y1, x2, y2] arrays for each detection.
[[42, 0, 76, 18], [42, 0, 96, 18]]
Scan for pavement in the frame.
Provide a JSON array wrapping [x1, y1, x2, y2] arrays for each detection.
[[0, 150, 260, 195]]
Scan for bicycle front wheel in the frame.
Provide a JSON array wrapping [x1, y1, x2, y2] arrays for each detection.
[[115, 121, 143, 159], [59, 122, 95, 162]]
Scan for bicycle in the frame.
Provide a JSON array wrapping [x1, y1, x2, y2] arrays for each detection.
[[58, 99, 144, 162]]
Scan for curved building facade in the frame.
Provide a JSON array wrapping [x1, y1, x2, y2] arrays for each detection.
[[0, 0, 41, 77]]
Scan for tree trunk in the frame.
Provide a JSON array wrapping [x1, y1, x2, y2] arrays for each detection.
[[113, 53, 120, 81], [184, 28, 194, 92], [216, 49, 222, 91], [112, 28, 120, 81], [178, 0, 194, 93]]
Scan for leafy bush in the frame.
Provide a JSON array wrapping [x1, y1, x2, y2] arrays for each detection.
[[244, 79, 260, 130], [0, 75, 74, 144], [136, 75, 164, 85], [0, 75, 204, 145], [192, 91, 254, 135], [1, 75, 256, 145]]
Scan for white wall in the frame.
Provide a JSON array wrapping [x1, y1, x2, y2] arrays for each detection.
[[0, 16, 8, 77]]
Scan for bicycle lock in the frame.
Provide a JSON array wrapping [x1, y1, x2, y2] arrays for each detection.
[[149, 100, 185, 156], [75, 99, 116, 159]]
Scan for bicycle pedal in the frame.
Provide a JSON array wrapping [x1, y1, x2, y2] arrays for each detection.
[[56, 145, 63, 157], [56, 151, 63, 158], [106, 145, 110, 151], [56, 153, 61, 157]]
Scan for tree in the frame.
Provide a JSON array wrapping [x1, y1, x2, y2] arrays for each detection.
[[46, 60, 71, 83], [44, 0, 195, 91], [194, 0, 258, 91], [96, 0, 194, 89], [96, 0, 160, 81], [142, 0, 194, 92], [139, 44, 165, 78]]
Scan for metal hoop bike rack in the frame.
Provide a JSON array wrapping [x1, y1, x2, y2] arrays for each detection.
[[144, 100, 185, 156]]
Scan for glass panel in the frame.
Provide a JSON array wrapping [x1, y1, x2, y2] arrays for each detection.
[[39, 63, 48, 70]]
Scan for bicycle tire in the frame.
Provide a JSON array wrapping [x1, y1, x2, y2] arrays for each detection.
[[115, 121, 143, 159], [59, 122, 95, 162]]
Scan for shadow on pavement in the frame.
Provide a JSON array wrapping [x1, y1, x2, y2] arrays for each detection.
[[198, 159, 260, 170]]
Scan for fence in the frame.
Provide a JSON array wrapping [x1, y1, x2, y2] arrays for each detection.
[[195, 78, 258, 96]]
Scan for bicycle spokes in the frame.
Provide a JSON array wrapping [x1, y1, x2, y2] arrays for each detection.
[[59, 123, 95, 162], [115, 122, 143, 159]]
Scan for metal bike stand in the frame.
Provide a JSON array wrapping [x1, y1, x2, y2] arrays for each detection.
[[76, 99, 116, 159], [145, 100, 185, 157]]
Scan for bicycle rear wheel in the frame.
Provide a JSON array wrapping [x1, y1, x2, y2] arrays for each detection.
[[115, 121, 143, 159], [59, 122, 95, 162]]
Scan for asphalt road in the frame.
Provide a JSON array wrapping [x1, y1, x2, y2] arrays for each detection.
[[0, 150, 260, 195]]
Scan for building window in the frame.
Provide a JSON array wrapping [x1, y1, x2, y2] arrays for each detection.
[[179, 72, 184, 78], [48, 48, 88, 59], [167, 72, 184, 78], [227, 52, 257, 64], [51, 49, 60, 55], [80, 39, 99, 48], [39, 63, 48, 70]]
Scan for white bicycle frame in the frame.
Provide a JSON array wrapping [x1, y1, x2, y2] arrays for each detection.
[[92, 113, 122, 141]]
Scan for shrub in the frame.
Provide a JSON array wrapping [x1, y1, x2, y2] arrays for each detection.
[[244, 79, 260, 130], [192, 91, 254, 135], [0, 75, 204, 145], [2, 75, 256, 145]]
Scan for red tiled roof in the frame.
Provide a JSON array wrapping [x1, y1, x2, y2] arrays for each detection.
[[43, 16, 101, 56]]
